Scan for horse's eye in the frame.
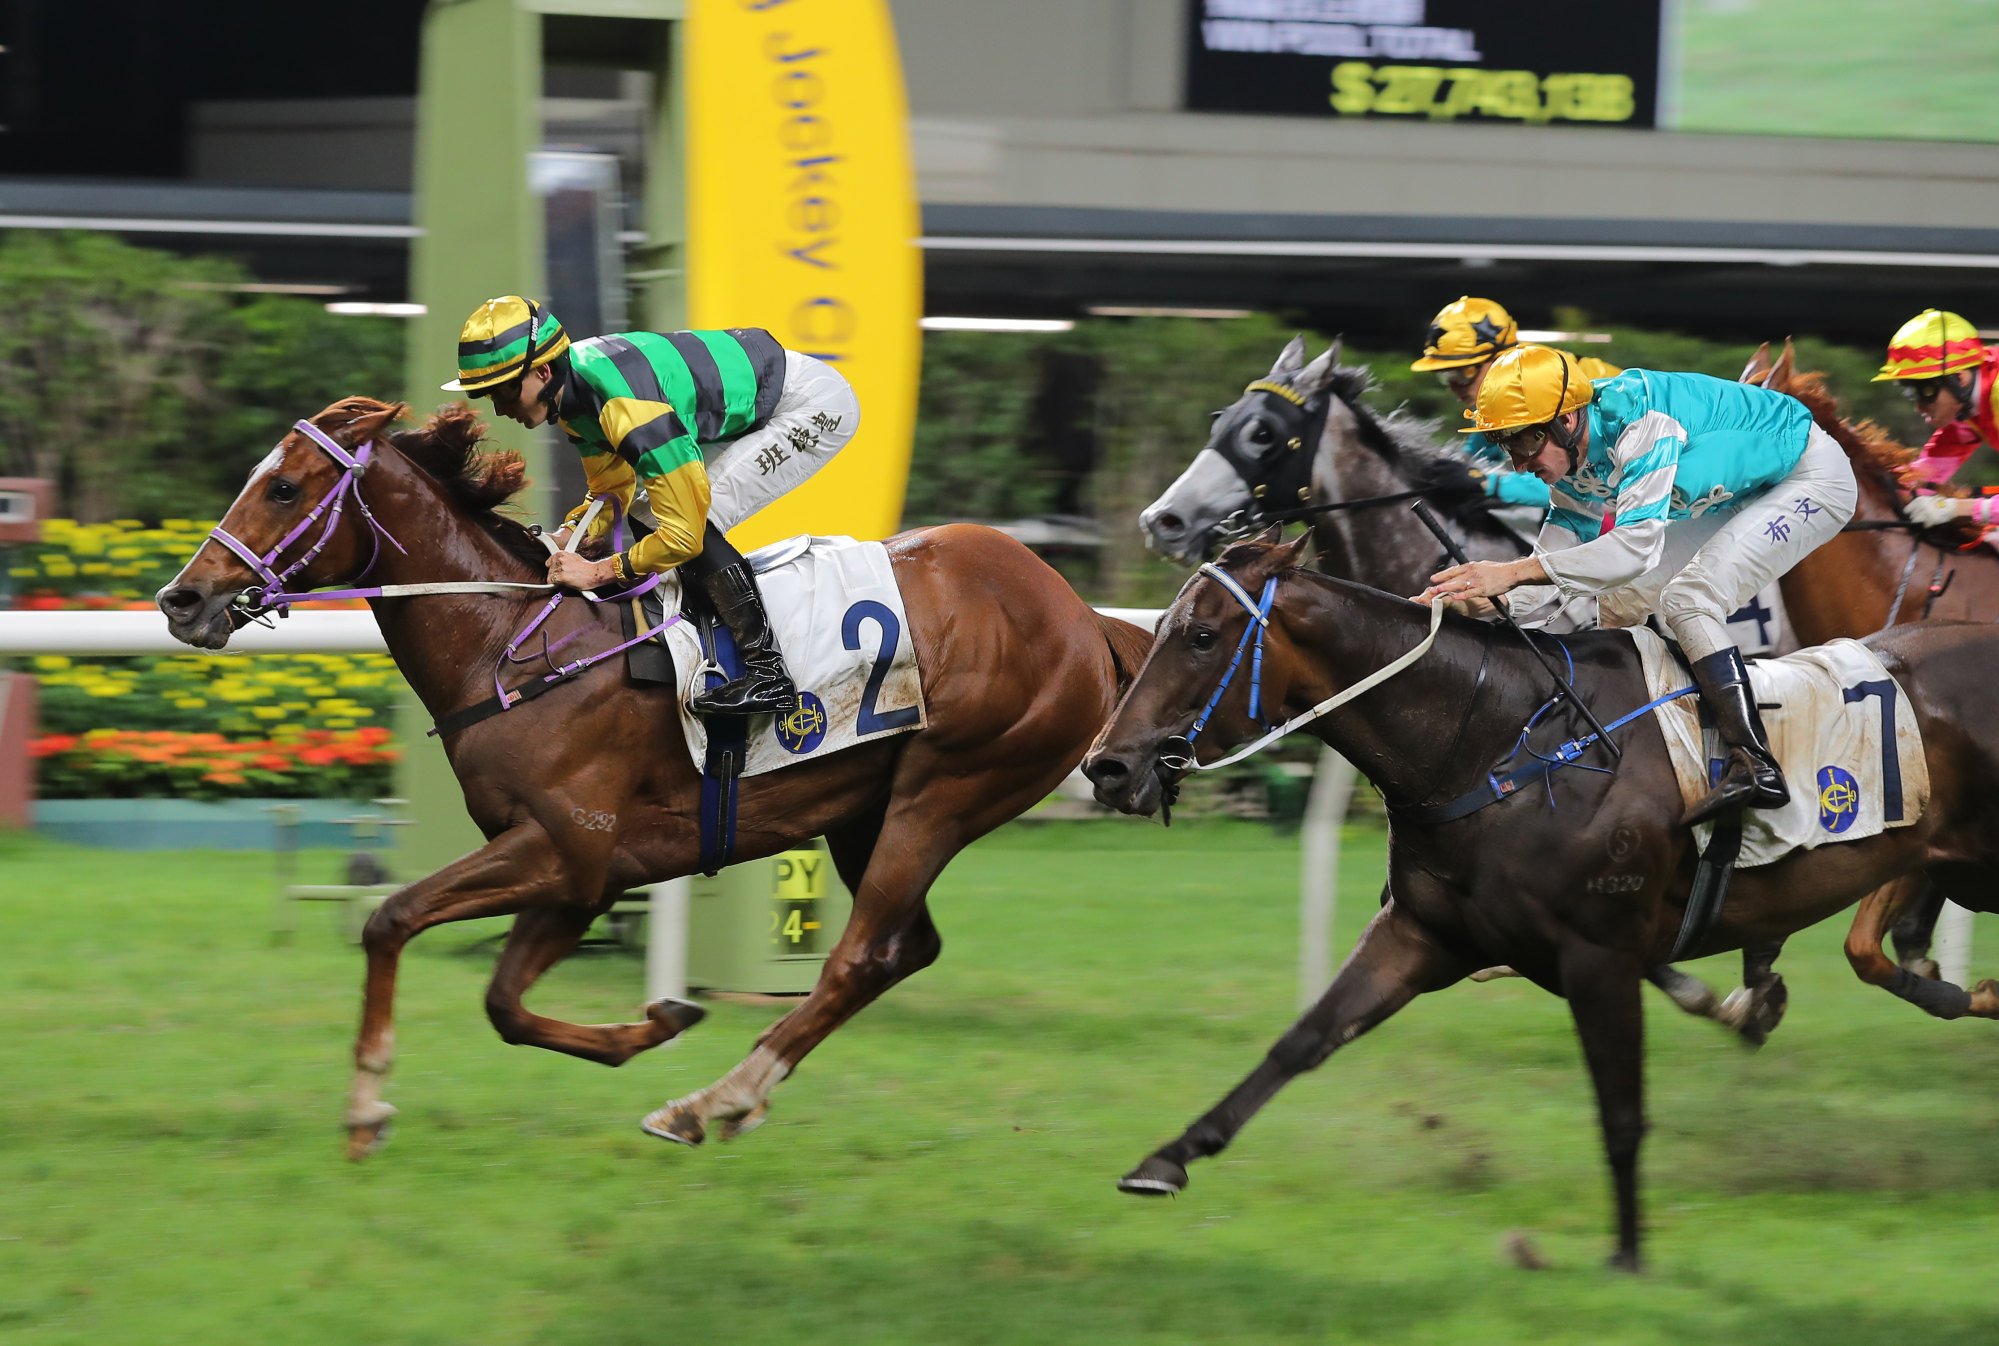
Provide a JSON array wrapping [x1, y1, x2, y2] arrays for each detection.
[[1209, 410, 1224, 423], [1247, 423, 1273, 445], [268, 478, 301, 505], [1189, 627, 1219, 652]]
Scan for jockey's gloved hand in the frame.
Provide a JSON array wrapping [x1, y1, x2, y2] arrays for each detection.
[[1905, 494, 1962, 528]]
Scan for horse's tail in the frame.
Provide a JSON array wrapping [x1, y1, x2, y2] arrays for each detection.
[[1095, 612, 1155, 694]]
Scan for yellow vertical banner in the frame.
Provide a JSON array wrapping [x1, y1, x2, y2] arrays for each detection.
[[686, 0, 923, 549]]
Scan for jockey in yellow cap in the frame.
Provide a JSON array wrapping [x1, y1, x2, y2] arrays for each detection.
[[1872, 309, 1999, 532], [1417, 347, 1857, 825], [1413, 296, 1620, 513]]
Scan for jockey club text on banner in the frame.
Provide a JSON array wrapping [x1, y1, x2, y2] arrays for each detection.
[[687, 0, 923, 550]]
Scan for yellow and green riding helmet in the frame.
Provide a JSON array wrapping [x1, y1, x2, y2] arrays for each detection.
[[1412, 296, 1519, 372], [442, 295, 571, 394], [1873, 308, 1984, 383]]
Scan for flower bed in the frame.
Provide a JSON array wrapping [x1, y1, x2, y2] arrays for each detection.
[[10, 519, 401, 799], [32, 727, 397, 800]]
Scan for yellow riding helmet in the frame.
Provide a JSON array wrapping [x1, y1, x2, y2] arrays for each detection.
[[1461, 345, 1594, 436], [1873, 308, 1984, 382], [1411, 296, 1519, 372], [442, 295, 571, 394]]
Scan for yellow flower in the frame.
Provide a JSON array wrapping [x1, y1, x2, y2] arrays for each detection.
[[32, 656, 70, 671]]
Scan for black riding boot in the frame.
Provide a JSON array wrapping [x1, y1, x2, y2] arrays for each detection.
[[689, 562, 799, 717], [1681, 647, 1788, 826]]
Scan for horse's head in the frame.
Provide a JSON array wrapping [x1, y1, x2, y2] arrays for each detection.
[[1085, 527, 1314, 815], [1139, 336, 1346, 564], [157, 398, 406, 649]]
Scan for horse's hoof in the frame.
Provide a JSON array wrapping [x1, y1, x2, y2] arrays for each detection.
[[715, 1101, 769, 1143], [640, 1103, 706, 1147], [1117, 1156, 1188, 1196], [1606, 1249, 1644, 1275], [645, 996, 707, 1038], [1903, 957, 1942, 982], [1969, 978, 1999, 1017], [343, 1101, 397, 1161]]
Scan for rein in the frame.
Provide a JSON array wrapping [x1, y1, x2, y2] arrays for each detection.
[[1157, 563, 1447, 775], [211, 418, 683, 736]]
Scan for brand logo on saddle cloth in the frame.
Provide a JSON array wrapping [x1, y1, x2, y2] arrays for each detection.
[[1816, 764, 1861, 834], [1628, 629, 1930, 867], [776, 692, 830, 755], [654, 536, 925, 776]]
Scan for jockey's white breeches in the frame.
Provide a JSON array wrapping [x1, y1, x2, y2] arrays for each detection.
[[705, 352, 859, 533], [1597, 425, 1856, 660]]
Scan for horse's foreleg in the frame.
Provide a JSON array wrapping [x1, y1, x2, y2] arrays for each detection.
[[1846, 876, 1981, 1020], [483, 907, 705, 1065], [1119, 902, 1467, 1197], [346, 825, 564, 1159], [1559, 936, 1647, 1273]]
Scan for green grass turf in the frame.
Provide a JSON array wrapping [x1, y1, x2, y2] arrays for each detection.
[[1675, 0, 1999, 141], [2, 820, 1997, 1345]]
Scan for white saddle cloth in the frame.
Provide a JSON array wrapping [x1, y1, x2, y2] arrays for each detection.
[[1629, 629, 1928, 868], [654, 535, 926, 777]]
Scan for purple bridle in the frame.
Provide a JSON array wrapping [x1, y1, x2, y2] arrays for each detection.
[[206, 418, 405, 616], [205, 414, 679, 733]]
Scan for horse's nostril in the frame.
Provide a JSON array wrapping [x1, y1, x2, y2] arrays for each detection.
[[158, 586, 202, 617], [1156, 512, 1185, 535], [1084, 755, 1129, 786]]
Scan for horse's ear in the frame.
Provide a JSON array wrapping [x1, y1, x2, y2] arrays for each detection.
[[1739, 341, 1771, 385], [1770, 338, 1796, 389], [1255, 522, 1285, 545], [1295, 342, 1341, 399], [1275, 528, 1313, 570], [330, 401, 406, 448], [1270, 335, 1308, 376]]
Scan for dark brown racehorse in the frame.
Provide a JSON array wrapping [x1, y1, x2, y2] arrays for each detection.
[[1083, 533, 1999, 1268], [159, 398, 1155, 1159], [1744, 341, 1999, 989]]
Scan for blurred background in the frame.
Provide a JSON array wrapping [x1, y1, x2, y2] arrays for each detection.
[[3, 2, 1998, 1342]]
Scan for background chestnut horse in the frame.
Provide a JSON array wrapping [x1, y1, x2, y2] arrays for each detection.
[[1083, 534, 1999, 1269], [158, 398, 1154, 1158], [1745, 340, 1999, 988]]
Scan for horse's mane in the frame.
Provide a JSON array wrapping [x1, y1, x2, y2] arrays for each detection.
[[310, 397, 550, 571], [1321, 364, 1513, 542]]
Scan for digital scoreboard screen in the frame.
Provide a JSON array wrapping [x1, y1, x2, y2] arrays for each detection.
[[1184, 1, 1664, 129]]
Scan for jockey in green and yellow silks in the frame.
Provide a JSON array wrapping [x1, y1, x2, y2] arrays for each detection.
[[445, 296, 861, 718]]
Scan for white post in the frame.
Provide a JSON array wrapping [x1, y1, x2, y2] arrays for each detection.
[[1934, 899, 1975, 990], [1299, 746, 1357, 1009], [645, 876, 691, 1006]]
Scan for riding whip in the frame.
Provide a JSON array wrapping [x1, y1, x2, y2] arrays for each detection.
[[1410, 499, 1620, 759]]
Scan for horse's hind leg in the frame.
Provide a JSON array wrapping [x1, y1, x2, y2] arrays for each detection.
[[346, 825, 565, 1159], [1120, 901, 1467, 1197], [1847, 876, 1997, 1020], [1714, 940, 1788, 1047], [1890, 881, 1947, 980], [482, 907, 706, 1066], [640, 811, 950, 1147], [640, 756, 1047, 1147]]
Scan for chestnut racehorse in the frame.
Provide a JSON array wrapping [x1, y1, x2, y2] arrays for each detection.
[[159, 398, 1154, 1158], [1084, 533, 1999, 1269], [1744, 341, 1999, 990]]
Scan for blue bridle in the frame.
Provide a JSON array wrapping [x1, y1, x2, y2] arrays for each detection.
[[1159, 566, 1277, 772]]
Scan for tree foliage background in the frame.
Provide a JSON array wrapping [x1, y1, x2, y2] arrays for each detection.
[[0, 232, 405, 524], [1, 231, 1943, 610]]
